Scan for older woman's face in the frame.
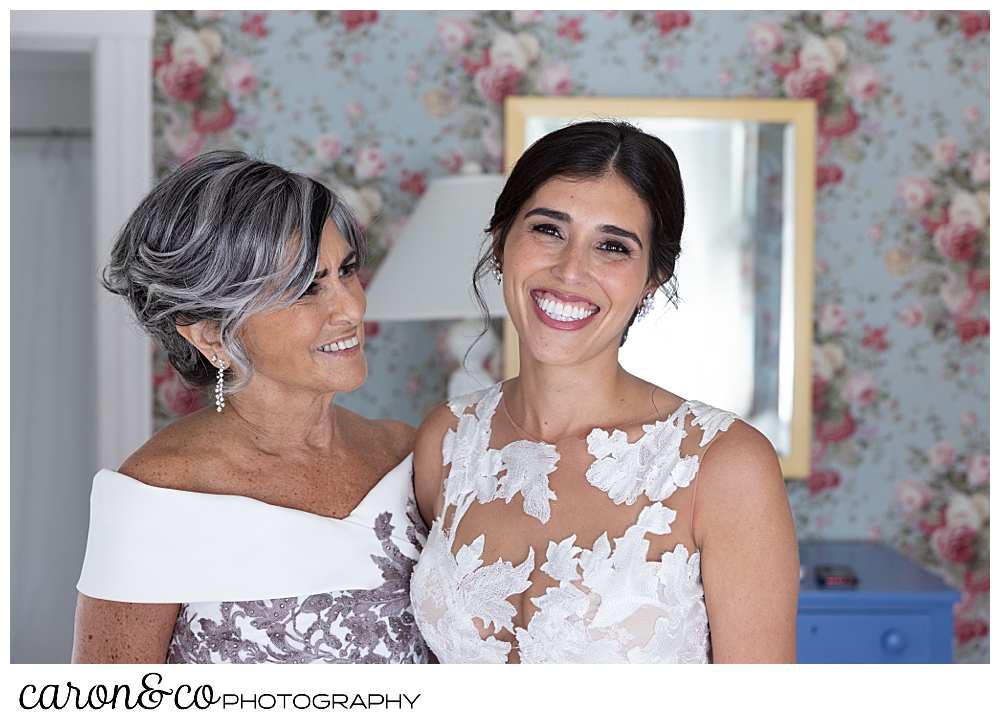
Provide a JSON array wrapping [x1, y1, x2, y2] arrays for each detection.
[[238, 221, 368, 399], [500, 173, 655, 369]]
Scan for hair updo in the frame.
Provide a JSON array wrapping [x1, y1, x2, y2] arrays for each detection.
[[473, 119, 685, 343], [102, 149, 366, 393]]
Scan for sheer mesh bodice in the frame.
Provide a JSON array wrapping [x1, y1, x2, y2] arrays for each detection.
[[410, 383, 737, 664]]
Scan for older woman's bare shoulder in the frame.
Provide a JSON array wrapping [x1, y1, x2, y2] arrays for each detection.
[[116, 409, 226, 493], [337, 406, 415, 466]]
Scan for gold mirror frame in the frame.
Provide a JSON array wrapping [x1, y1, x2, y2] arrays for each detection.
[[501, 96, 815, 479]]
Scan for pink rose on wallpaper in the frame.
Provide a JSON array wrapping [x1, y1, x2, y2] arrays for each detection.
[[346, 100, 365, 118], [967, 454, 989, 486], [807, 469, 841, 496], [842, 371, 877, 407], [438, 149, 464, 173], [959, 11, 989, 39], [897, 304, 925, 329], [435, 16, 474, 52], [221, 58, 258, 97], [865, 18, 892, 46], [157, 372, 204, 416], [903, 11, 929, 22], [946, 494, 983, 531], [783, 66, 830, 104], [940, 283, 979, 316], [157, 61, 205, 102], [845, 66, 881, 102], [966, 267, 989, 292], [816, 410, 856, 444], [821, 10, 851, 28], [817, 303, 848, 335], [956, 316, 989, 344], [897, 174, 935, 211], [513, 10, 544, 24], [894, 478, 931, 515], [929, 441, 956, 469], [538, 63, 574, 96], [400, 169, 427, 197], [342, 10, 378, 33], [353, 146, 386, 180], [654, 11, 691, 36], [933, 223, 979, 261], [816, 164, 843, 189], [314, 133, 342, 161], [474, 64, 523, 105], [932, 138, 959, 165], [955, 617, 989, 646], [970, 151, 989, 183], [931, 524, 977, 564], [818, 104, 859, 139], [406, 64, 422, 84], [192, 99, 236, 134], [861, 325, 889, 352], [240, 12, 268, 38], [748, 20, 784, 56], [557, 15, 585, 43], [961, 409, 978, 427]]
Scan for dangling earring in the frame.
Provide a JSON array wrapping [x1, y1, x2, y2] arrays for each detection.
[[636, 292, 655, 321], [490, 253, 502, 284], [211, 355, 226, 412]]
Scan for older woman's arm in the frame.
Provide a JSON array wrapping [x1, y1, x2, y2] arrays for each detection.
[[72, 594, 179, 664], [695, 421, 799, 663]]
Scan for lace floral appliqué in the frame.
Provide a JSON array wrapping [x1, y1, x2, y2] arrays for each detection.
[[167, 503, 429, 664]]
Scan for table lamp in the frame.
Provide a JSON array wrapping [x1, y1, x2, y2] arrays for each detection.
[[363, 169, 508, 398]]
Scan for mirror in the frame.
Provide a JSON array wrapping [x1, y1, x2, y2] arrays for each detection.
[[503, 97, 815, 478]]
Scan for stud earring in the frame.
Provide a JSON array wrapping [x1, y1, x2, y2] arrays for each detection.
[[490, 253, 502, 284], [211, 355, 226, 412], [636, 293, 655, 321]]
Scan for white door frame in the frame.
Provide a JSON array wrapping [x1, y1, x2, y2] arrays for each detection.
[[11, 10, 155, 470]]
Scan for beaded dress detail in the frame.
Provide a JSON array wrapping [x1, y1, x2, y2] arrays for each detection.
[[410, 383, 736, 664]]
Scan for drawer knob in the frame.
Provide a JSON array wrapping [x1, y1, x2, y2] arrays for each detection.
[[881, 628, 908, 654]]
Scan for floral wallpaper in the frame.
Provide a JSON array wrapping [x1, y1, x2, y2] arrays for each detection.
[[151, 10, 989, 662]]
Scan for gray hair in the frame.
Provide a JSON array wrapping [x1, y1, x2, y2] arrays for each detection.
[[102, 149, 366, 393]]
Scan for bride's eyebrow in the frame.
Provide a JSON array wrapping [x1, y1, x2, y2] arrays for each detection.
[[524, 207, 570, 222], [313, 268, 330, 280]]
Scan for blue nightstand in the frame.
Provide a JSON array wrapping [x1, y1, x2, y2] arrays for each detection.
[[797, 541, 961, 663]]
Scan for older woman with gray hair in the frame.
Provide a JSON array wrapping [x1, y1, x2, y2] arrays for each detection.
[[72, 150, 429, 664]]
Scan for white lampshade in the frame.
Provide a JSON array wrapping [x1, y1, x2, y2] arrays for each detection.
[[364, 173, 508, 320]]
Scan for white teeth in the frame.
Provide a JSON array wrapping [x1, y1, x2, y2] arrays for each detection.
[[319, 335, 359, 353], [534, 294, 597, 322]]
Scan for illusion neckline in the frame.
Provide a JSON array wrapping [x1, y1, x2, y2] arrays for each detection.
[[495, 382, 690, 448]]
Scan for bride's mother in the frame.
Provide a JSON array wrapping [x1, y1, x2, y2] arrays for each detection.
[[73, 150, 429, 664]]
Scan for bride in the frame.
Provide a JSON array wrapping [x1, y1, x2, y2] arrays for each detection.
[[410, 120, 798, 663]]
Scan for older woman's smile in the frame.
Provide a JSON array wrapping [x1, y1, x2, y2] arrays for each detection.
[[318, 333, 361, 354]]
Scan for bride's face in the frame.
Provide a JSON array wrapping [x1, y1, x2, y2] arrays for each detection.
[[499, 173, 657, 369]]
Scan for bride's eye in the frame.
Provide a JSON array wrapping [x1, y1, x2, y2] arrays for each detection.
[[598, 239, 631, 255], [533, 223, 562, 237]]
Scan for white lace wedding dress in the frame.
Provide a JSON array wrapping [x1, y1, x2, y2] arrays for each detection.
[[410, 383, 736, 664]]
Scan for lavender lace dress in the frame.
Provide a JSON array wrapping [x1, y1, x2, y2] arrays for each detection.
[[77, 454, 429, 664]]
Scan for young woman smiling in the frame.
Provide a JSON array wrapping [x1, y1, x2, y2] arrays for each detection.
[[410, 121, 798, 664]]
